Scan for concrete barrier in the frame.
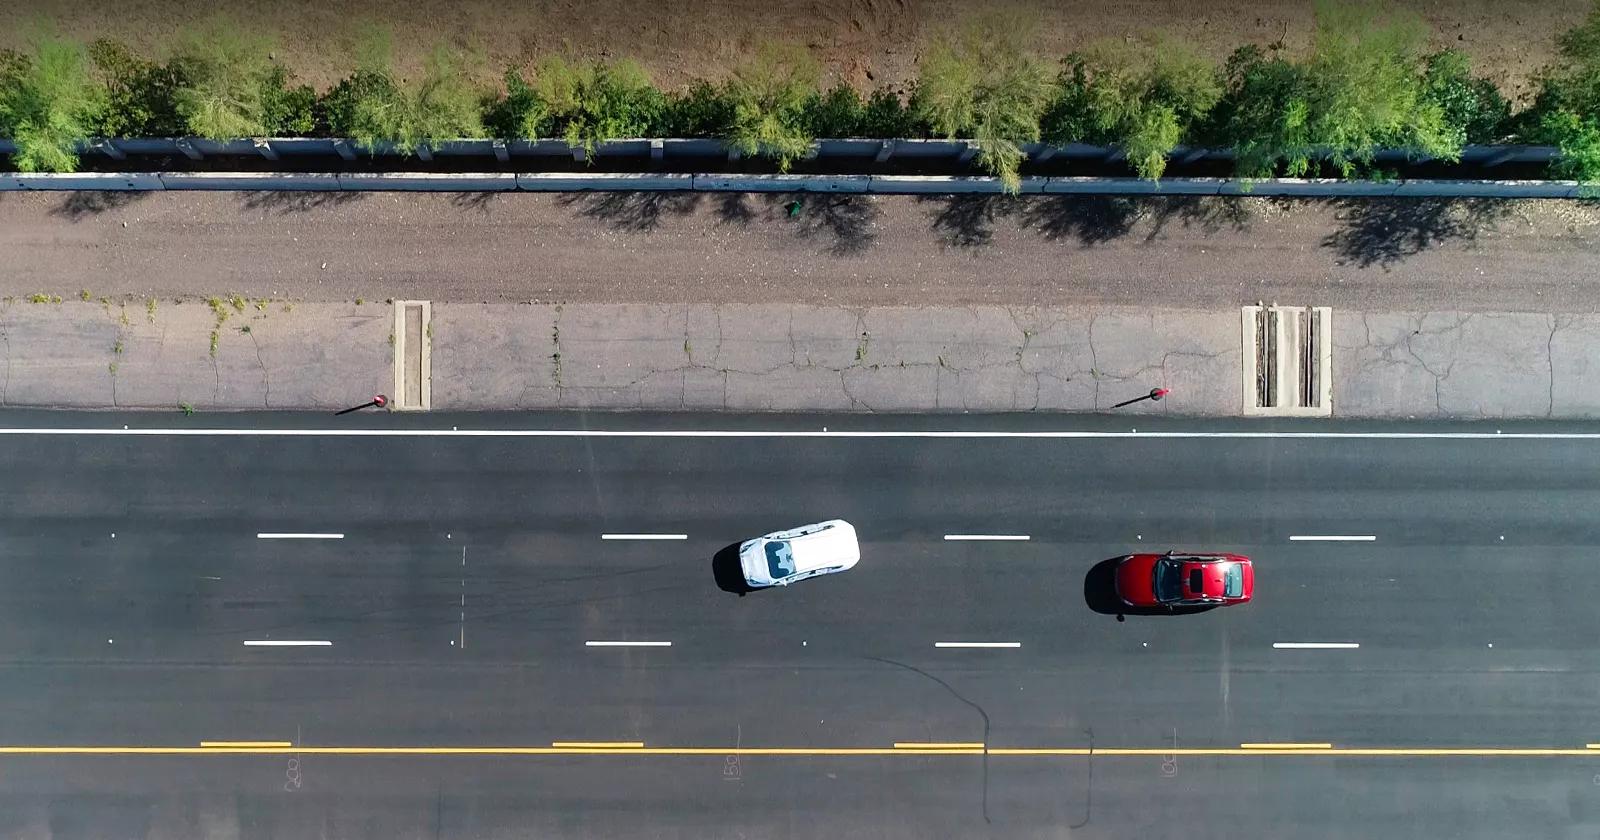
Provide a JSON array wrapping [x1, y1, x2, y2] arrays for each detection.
[[1390, 179, 1580, 198], [692, 174, 871, 193], [160, 172, 341, 191], [336, 173, 519, 191], [1218, 179, 1398, 197], [0, 172, 165, 191], [1044, 177, 1223, 195], [865, 176, 1047, 194], [517, 173, 695, 191]]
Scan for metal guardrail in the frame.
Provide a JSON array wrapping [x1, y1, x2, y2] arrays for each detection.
[[0, 172, 1586, 198], [0, 137, 1565, 167]]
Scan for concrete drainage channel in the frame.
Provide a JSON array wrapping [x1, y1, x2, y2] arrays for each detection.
[[1243, 305, 1332, 417], [391, 300, 432, 411]]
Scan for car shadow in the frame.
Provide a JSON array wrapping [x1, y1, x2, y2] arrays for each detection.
[[712, 541, 755, 596], [1083, 557, 1218, 622]]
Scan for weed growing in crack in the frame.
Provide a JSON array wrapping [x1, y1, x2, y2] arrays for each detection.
[[229, 295, 246, 313], [209, 329, 220, 357], [112, 341, 122, 353], [938, 355, 947, 368], [387, 332, 395, 346], [355, 298, 365, 305], [180, 403, 194, 416], [108, 362, 118, 373], [26, 293, 50, 304], [240, 325, 251, 334], [426, 323, 434, 340], [146, 299, 157, 321], [78, 289, 90, 301], [684, 340, 692, 357], [119, 304, 129, 326]]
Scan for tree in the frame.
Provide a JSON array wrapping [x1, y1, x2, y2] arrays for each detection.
[[0, 26, 104, 172], [1056, 33, 1222, 180], [322, 25, 484, 153], [167, 18, 276, 138], [535, 56, 668, 154], [724, 42, 820, 169], [1211, 0, 1457, 181], [913, 12, 1055, 192], [1523, 1, 1600, 185]]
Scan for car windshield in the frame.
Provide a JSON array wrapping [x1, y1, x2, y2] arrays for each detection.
[[1153, 559, 1185, 602], [1223, 563, 1243, 598], [765, 541, 797, 579]]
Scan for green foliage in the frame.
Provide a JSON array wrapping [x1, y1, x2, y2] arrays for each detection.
[[666, 79, 733, 137], [913, 12, 1055, 191], [859, 87, 917, 138], [483, 68, 550, 139], [1055, 33, 1222, 179], [1543, 110, 1600, 187], [167, 18, 276, 138], [1524, 3, 1600, 184], [1210, 0, 1457, 181], [260, 65, 316, 135], [724, 42, 821, 168], [1421, 49, 1509, 146], [805, 82, 863, 138], [86, 39, 179, 136], [536, 56, 669, 153], [0, 26, 104, 172], [322, 27, 484, 152]]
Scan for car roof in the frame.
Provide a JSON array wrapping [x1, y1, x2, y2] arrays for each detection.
[[787, 522, 859, 572]]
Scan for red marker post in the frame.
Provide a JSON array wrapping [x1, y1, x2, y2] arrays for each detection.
[[1113, 387, 1170, 409], [336, 394, 388, 415]]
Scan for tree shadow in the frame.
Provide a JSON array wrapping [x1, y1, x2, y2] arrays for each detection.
[[712, 541, 755, 596], [1321, 197, 1515, 269], [1083, 557, 1218, 622], [1018, 195, 1144, 247], [49, 190, 152, 222], [236, 191, 367, 214], [450, 191, 499, 213], [765, 193, 880, 256], [713, 192, 758, 227], [1142, 195, 1256, 240], [917, 194, 1018, 248], [557, 190, 701, 232]]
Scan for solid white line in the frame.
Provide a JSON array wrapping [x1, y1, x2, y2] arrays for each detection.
[[256, 533, 344, 540], [935, 641, 1022, 648], [243, 640, 332, 647], [1273, 642, 1360, 649], [1289, 535, 1376, 542], [944, 534, 1030, 541], [586, 641, 673, 647], [601, 534, 688, 541], [3, 428, 1600, 440]]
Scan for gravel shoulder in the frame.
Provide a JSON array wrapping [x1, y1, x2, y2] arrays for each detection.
[[2, 191, 1599, 312]]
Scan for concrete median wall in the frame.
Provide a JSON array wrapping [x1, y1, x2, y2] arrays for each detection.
[[0, 172, 1586, 198]]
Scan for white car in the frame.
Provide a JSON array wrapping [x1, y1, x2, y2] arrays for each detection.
[[739, 520, 860, 588]]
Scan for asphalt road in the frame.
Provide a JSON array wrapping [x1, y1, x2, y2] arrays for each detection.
[[3, 191, 1600, 309], [4, 414, 1600, 839]]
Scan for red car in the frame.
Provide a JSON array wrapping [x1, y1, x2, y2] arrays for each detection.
[[1114, 552, 1254, 608]]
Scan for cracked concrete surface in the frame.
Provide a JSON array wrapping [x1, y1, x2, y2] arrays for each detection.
[[431, 303, 1241, 415], [5, 299, 1600, 418]]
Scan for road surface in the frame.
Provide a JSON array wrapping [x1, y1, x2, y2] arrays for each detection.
[[1, 412, 1598, 839]]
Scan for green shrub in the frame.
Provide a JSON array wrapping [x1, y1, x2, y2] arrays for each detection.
[[1422, 48, 1509, 146], [1210, 0, 1457, 181], [1523, 2, 1600, 184], [724, 42, 820, 168], [536, 56, 669, 153], [1056, 33, 1222, 179], [87, 39, 179, 136], [0, 27, 104, 172], [322, 27, 484, 152], [666, 79, 732, 137], [167, 19, 277, 138], [483, 68, 550, 139], [913, 12, 1055, 191], [858, 87, 918, 138], [260, 65, 316, 135], [804, 82, 863, 138]]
